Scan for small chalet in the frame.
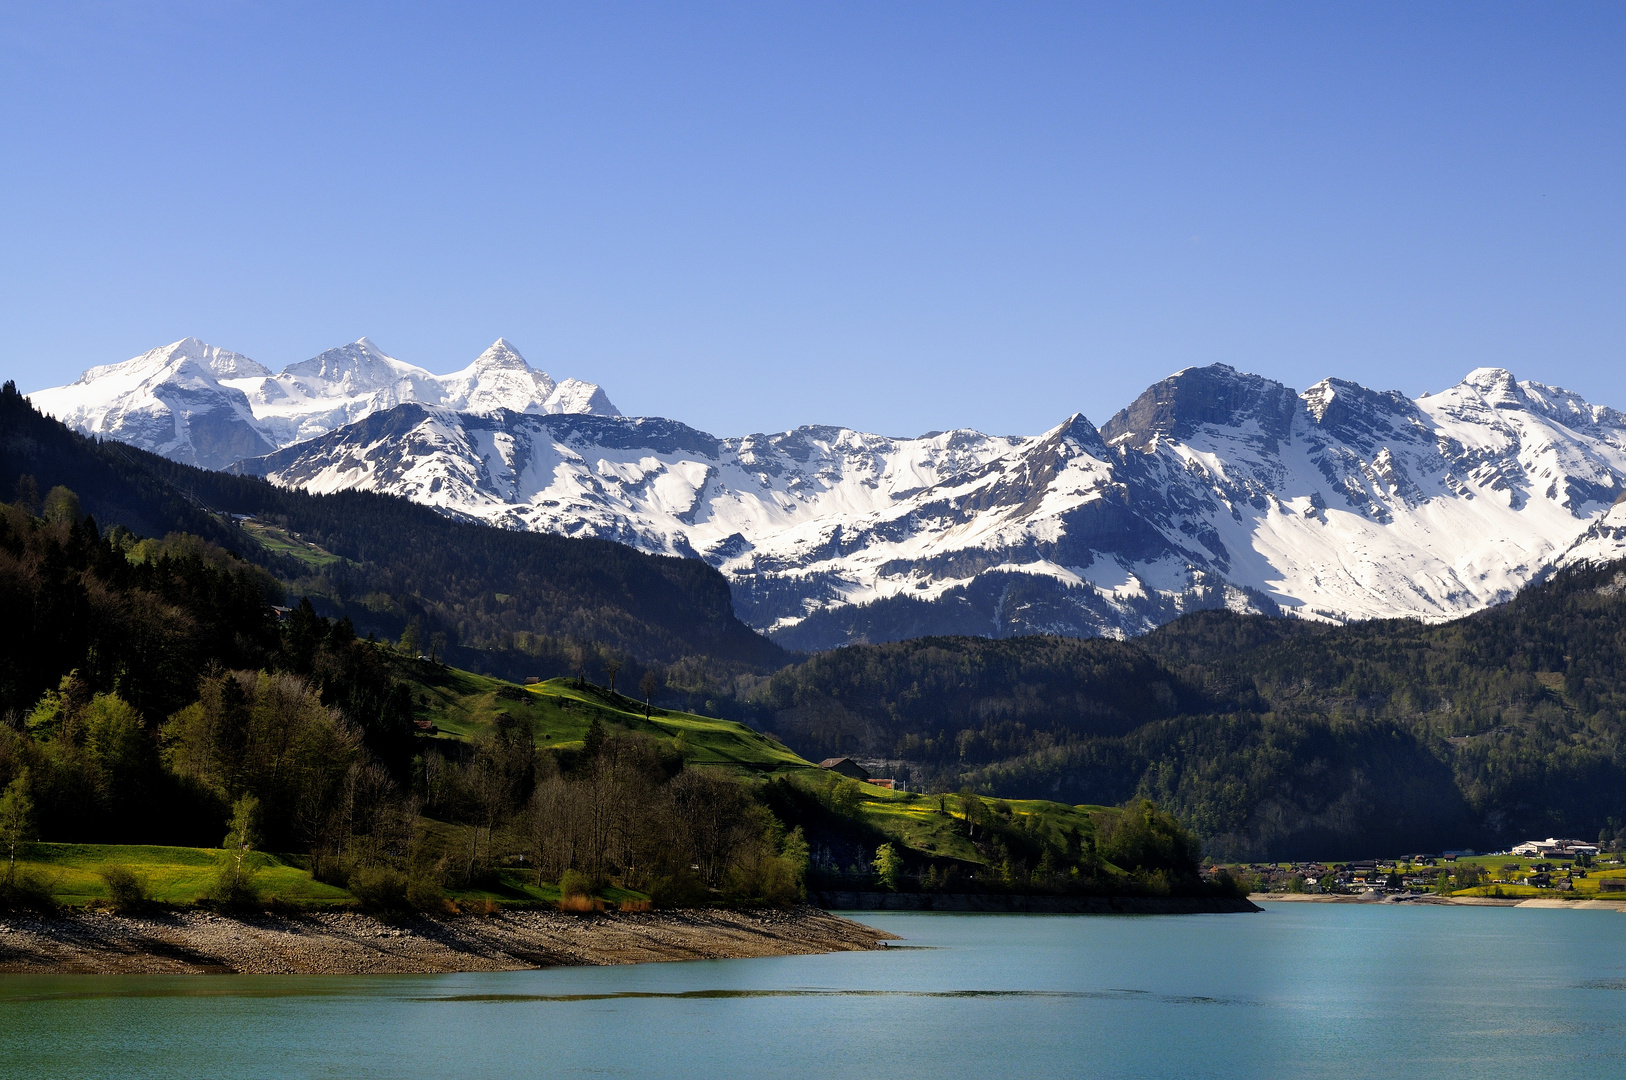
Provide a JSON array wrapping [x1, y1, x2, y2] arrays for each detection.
[[817, 757, 871, 781]]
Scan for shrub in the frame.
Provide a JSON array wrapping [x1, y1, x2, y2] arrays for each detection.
[[203, 858, 261, 910], [755, 857, 803, 906], [558, 868, 593, 899], [99, 865, 151, 913], [348, 866, 409, 914], [407, 872, 451, 914], [647, 870, 709, 908], [1207, 868, 1248, 899]]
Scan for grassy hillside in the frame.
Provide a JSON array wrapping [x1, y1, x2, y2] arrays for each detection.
[[399, 664, 811, 770], [5, 839, 658, 910], [396, 659, 1145, 886]]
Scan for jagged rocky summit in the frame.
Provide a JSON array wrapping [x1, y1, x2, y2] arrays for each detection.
[[190, 362, 1625, 651], [28, 337, 619, 470]]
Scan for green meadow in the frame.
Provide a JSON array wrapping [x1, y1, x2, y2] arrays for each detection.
[[401, 667, 812, 771], [9, 844, 352, 907]]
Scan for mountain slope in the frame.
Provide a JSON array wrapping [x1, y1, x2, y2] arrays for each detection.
[[29, 337, 619, 470], [235, 364, 1626, 648], [0, 381, 782, 679]]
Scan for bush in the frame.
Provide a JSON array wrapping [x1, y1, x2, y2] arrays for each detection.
[[758, 857, 803, 905], [557, 894, 602, 913], [99, 865, 151, 913], [406, 872, 451, 914], [203, 858, 261, 910], [558, 868, 594, 899], [647, 870, 709, 908], [1207, 868, 1249, 899], [349, 865, 410, 914]]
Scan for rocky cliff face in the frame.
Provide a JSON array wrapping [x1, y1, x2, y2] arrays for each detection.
[[227, 362, 1626, 649]]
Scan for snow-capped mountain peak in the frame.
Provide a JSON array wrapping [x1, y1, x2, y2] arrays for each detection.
[[30, 336, 619, 471], [468, 338, 531, 371], [438, 339, 558, 415], [542, 377, 619, 417]]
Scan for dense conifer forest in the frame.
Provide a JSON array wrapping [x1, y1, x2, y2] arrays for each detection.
[[743, 562, 1626, 859]]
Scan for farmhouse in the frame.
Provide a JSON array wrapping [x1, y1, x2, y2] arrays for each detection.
[[817, 757, 871, 781]]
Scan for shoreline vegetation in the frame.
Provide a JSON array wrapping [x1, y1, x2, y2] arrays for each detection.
[[0, 905, 894, 975]]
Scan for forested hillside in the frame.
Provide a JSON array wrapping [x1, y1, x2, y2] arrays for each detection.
[[0, 381, 783, 682], [745, 562, 1626, 860]]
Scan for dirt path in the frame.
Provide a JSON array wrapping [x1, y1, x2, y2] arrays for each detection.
[[0, 905, 896, 975]]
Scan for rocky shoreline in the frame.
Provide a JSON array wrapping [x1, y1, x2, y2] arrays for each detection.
[[0, 905, 896, 975]]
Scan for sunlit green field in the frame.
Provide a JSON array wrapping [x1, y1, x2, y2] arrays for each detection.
[[793, 777, 1115, 866], [400, 668, 811, 770], [9, 843, 352, 907], [237, 519, 344, 567]]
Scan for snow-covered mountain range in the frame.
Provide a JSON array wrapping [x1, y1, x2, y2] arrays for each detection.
[[29, 337, 618, 470], [29, 339, 1626, 649], [198, 361, 1626, 651]]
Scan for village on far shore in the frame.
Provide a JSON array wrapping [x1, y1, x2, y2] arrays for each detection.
[[1218, 837, 1626, 901]]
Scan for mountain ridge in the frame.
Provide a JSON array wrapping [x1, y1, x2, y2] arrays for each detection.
[[222, 362, 1626, 649], [28, 336, 620, 471], [31, 340, 1626, 648]]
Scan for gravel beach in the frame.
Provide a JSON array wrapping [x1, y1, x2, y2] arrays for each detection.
[[0, 905, 896, 975]]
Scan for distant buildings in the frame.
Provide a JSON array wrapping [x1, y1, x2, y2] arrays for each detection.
[[1510, 838, 1600, 858]]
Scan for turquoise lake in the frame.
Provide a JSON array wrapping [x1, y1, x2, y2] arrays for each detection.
[[3, 903, 1625, 1079]]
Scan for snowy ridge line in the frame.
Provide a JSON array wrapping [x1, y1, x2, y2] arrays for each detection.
[[28, 337, 619, 472], [215, 362, 1626, 651]]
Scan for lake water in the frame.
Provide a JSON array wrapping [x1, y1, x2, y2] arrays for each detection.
[[3, 903, 1625, 1079]]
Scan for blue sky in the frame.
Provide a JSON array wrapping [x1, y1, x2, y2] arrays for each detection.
[[2, 2, 1624, 437]]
